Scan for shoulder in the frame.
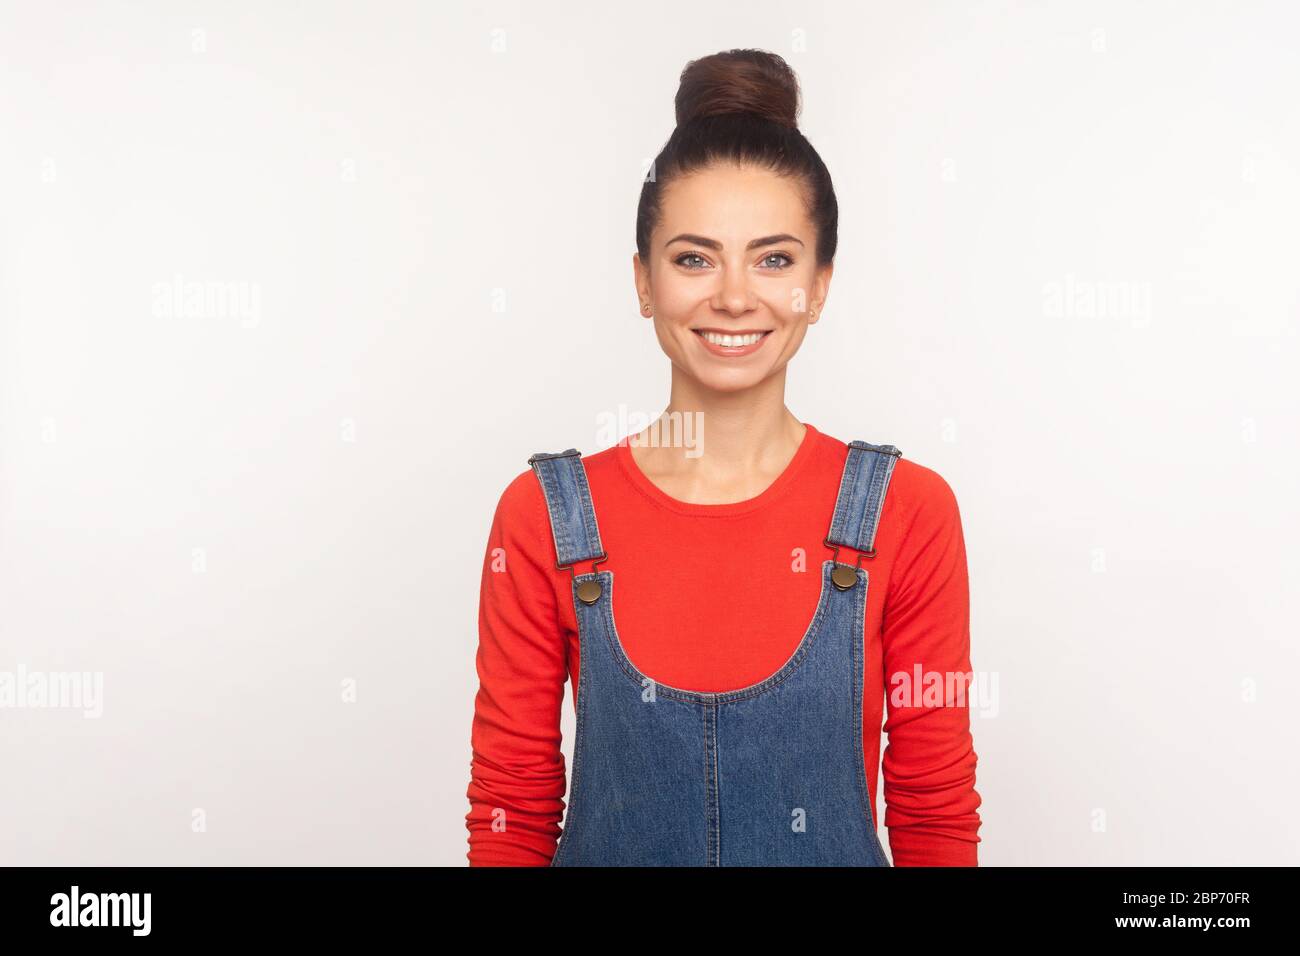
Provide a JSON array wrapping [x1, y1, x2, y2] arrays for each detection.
[[879, 457, 965, 594], [495, 465, 539, 512], [493, 444, 616, 549], [503, 444, 618, 508], [489, 466, 551, 549], [889, 457, 960, 521], [820, 427, 960, 528], [814, 427, 962, 558]]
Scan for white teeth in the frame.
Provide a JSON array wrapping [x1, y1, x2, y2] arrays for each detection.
[[700, 331, 765, 347]]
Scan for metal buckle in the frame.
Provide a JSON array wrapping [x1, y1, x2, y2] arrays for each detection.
[[823, 537, 875, 590], [557, 552, 608, 605]]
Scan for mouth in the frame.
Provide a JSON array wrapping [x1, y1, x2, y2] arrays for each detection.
[[691, 328, 773, 356]]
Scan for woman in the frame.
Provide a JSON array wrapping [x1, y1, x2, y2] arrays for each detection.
[[466, 48, 982, 866]]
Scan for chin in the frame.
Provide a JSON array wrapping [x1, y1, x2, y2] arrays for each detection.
[[686, 368, 770, 392]]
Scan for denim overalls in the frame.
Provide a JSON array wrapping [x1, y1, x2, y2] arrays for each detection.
[[526, 438, 902, 866]]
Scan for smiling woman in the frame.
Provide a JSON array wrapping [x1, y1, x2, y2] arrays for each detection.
[[467, 48, 982, 868], [634, 161, 833, 391]]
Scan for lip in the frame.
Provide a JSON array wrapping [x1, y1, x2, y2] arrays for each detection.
[[691, 328, 773, 357]]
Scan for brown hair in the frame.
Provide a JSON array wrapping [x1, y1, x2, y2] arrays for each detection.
[[636, 49, 839, 267]]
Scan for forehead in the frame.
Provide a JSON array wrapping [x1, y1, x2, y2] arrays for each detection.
[[657, 163, 809, 238]]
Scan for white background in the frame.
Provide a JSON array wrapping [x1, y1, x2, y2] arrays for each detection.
[[2, 0, 1297, 865]]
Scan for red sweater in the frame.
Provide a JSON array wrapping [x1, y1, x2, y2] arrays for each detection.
[[466, 422, 982, 866]]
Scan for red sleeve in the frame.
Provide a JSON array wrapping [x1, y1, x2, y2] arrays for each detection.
[[465, 470, 568, 866], [880, 466, 983, 866]]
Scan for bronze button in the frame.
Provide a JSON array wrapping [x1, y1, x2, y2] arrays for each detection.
[[576, 580, 603, 605], [831, 564, 858, 590]]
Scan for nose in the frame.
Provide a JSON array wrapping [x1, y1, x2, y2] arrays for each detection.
[[713, 264, 757, 315]]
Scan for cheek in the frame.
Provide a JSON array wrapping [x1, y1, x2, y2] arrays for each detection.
[[654, 278, 707, 318], [757, 283, 804, 319], [782, 269, 822, 316]]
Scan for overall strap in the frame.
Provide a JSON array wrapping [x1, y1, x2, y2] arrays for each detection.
[[825, 440, 902, 559], [526, 449, 607, 570]]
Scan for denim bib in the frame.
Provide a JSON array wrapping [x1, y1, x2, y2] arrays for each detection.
[[527, 438, 901, 866]]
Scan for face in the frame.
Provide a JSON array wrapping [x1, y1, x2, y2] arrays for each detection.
[[633, 162, 832, 393]]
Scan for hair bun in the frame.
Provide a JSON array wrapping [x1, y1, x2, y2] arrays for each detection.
[[674, 48, 801, 130]]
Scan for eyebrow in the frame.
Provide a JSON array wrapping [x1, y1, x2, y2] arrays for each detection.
[[665, 233, 805, 251]]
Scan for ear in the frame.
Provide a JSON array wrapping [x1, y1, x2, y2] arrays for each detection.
[[632, 251, 652, 318], [807, 261, 833, 325]]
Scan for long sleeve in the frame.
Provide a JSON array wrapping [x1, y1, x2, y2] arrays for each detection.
[[880, 467, 983, 866], [465, 470, 568, 865]]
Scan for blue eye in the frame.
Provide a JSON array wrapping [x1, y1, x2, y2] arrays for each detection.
[[673, 251, 793, 269]]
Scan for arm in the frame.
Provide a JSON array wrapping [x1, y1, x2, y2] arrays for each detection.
[[880, 466, 983, 866], [465, 470, 569, 865]]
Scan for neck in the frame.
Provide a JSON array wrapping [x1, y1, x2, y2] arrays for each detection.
[[627, 365, 806, 498]]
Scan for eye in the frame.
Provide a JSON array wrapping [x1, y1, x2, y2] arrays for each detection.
[[674, 252, 709, 270], [760, 252, 794, 269]]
